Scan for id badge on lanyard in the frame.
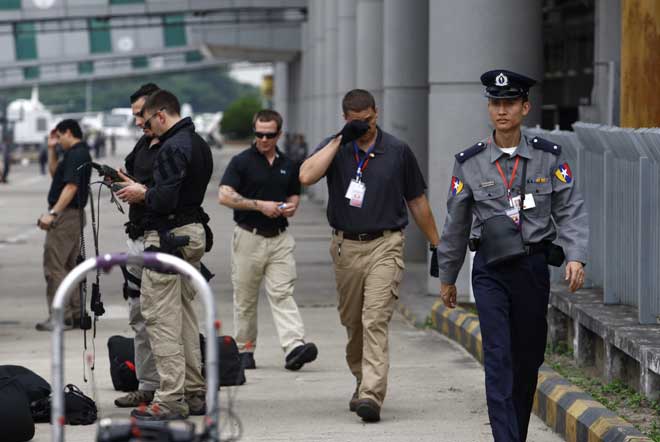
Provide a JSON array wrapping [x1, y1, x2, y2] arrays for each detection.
[[496, 156, 521, 226], [345, 142, 375, 208]]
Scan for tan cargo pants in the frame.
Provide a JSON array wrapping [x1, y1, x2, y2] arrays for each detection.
[[43, 207, 82, 321], [330, 230, 405, 407], [125, 237, 159, 392], [231, 226, 305, 355], [140, 223, 206, 406]]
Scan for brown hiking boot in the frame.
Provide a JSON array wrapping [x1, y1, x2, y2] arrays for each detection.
[[114, 390, 155, 408], [185, 391, 206, 416], [131, 400, 189, 421]]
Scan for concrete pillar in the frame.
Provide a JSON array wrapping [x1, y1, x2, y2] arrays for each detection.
[[309, 0, 328, 203], [300, 21, 312, 143], [324, 1, 339, 134], [383, 0, 429, 263], [581, 0, 621, 125], [273, 61, 289, 133], [356, 0, 384, 118], [428, 0, 542, 298], [286, 56, 303, 135], [337, 0, 356, 123]]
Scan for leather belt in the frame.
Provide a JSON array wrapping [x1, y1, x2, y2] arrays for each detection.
[[333, 229, 399, 242], [238, 223, 286, 238]]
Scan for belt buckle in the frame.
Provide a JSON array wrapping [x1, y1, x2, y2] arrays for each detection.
[[357, 233, 369, 241]]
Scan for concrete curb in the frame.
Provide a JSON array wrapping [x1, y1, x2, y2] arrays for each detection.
[[396, 299, 653, 442]]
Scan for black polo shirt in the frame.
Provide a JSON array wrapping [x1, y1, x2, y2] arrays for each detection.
[[47, 141, 92, 209], [124, 135, 161, 224], [313, 127, 426, 232], [220, 145, 301, 230]]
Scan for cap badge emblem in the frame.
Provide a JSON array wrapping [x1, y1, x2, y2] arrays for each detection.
[[495, 73, 508, 86]]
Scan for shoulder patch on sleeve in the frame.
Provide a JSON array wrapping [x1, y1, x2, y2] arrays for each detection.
[[455, 141, 487, 163], [530, 136, 561, 156]]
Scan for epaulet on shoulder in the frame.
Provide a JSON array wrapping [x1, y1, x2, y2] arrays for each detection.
[[455, 141, 487, 163], [530, 136, 561, 156]]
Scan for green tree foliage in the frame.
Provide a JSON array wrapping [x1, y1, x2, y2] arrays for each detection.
[[220, 94, 262, 139], [2, 67, 258, 114]]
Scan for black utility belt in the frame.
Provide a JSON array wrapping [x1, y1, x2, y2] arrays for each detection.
[[333, 229, 401, 242], [470, 238, 546, 255], [147, 212, 206, 231], [238, 223, 286, 238], [469, 238, 565, 267]]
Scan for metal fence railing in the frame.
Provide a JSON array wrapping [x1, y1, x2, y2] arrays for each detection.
[[523, 123, 660, 324]]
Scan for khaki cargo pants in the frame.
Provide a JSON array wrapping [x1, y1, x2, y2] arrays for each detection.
[[330, 230, 405, 407], [231, 226, 305, 355], [140, 223, 206, 406], [125, 237, 159, 392], [43, 207, 82, 321]]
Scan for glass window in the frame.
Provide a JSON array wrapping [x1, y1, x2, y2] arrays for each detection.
[[163, 14, 186, 47], [78, 61, 94, 74], [0, 0, 21, 10], [89, 18, 112, 53], [185, 51, 202, 63], [131, 56, 148, 69], [14, 22, 37, 60], [24, 66, 39, 80]]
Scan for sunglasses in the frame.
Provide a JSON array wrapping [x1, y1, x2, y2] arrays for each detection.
[[254, 131, 279, 139], [143, 108, 166, 130]]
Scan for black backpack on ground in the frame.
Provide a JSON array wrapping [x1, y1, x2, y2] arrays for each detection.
[[0, 376, 35, 442], [107, 335, 139, 392], [200, 335, 246, 387], [28, 384, 98, 426]]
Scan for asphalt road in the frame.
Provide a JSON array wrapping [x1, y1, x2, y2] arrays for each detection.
[[0, 139, 562, 441]]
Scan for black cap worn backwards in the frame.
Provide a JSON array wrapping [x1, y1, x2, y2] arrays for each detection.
[[480, 69, 537, 99]]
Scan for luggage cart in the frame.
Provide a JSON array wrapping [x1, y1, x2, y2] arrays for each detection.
[[50, 252, 220, 442]]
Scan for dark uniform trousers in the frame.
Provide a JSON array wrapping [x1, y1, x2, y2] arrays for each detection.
[[472, 251, 550, 442]]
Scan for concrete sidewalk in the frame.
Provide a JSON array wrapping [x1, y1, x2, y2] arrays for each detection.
[[0, 140, 562, 441]]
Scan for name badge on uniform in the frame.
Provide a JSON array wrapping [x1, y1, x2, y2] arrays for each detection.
[[511, 193, 536, 210], [345, 179, 366, 208]]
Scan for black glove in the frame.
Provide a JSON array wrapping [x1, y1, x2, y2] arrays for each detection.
[[429, 246, 439, 278], [336, 120, 370, 144]]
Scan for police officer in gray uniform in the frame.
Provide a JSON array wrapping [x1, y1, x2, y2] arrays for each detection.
[[436, 69, 588, 442]]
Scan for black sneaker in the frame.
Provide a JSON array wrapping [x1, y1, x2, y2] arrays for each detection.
[[285, 342, 318, 371], [355, 398, 380, 422], [240, 352, 256, 369]]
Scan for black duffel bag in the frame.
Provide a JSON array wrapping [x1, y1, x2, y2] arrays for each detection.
[[0, 365, 51, 402], [107, 335, 139, 392], [0, 377, 35, 442], [200, 335, 246, 387]]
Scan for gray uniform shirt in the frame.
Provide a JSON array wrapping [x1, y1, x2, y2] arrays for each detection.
[[436, 134, 589, 284]]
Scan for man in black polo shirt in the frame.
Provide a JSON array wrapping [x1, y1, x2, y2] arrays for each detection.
[[112, 83, 161, 408], [300, 89, 440, 422], [36, 119, 92, 331], [219, 109, 318, 371]]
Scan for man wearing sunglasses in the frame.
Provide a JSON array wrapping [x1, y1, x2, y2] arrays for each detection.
[[299, 89, 440, 423], [111, 83, 161, 410], [219, 109, 318, 372], [116, 90, 213, 421]]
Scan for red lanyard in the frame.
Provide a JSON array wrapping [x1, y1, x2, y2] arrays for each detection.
[[495, 156, 520, 195]]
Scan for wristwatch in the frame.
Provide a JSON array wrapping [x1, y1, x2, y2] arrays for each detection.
[[48, 209, 59, 217]]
